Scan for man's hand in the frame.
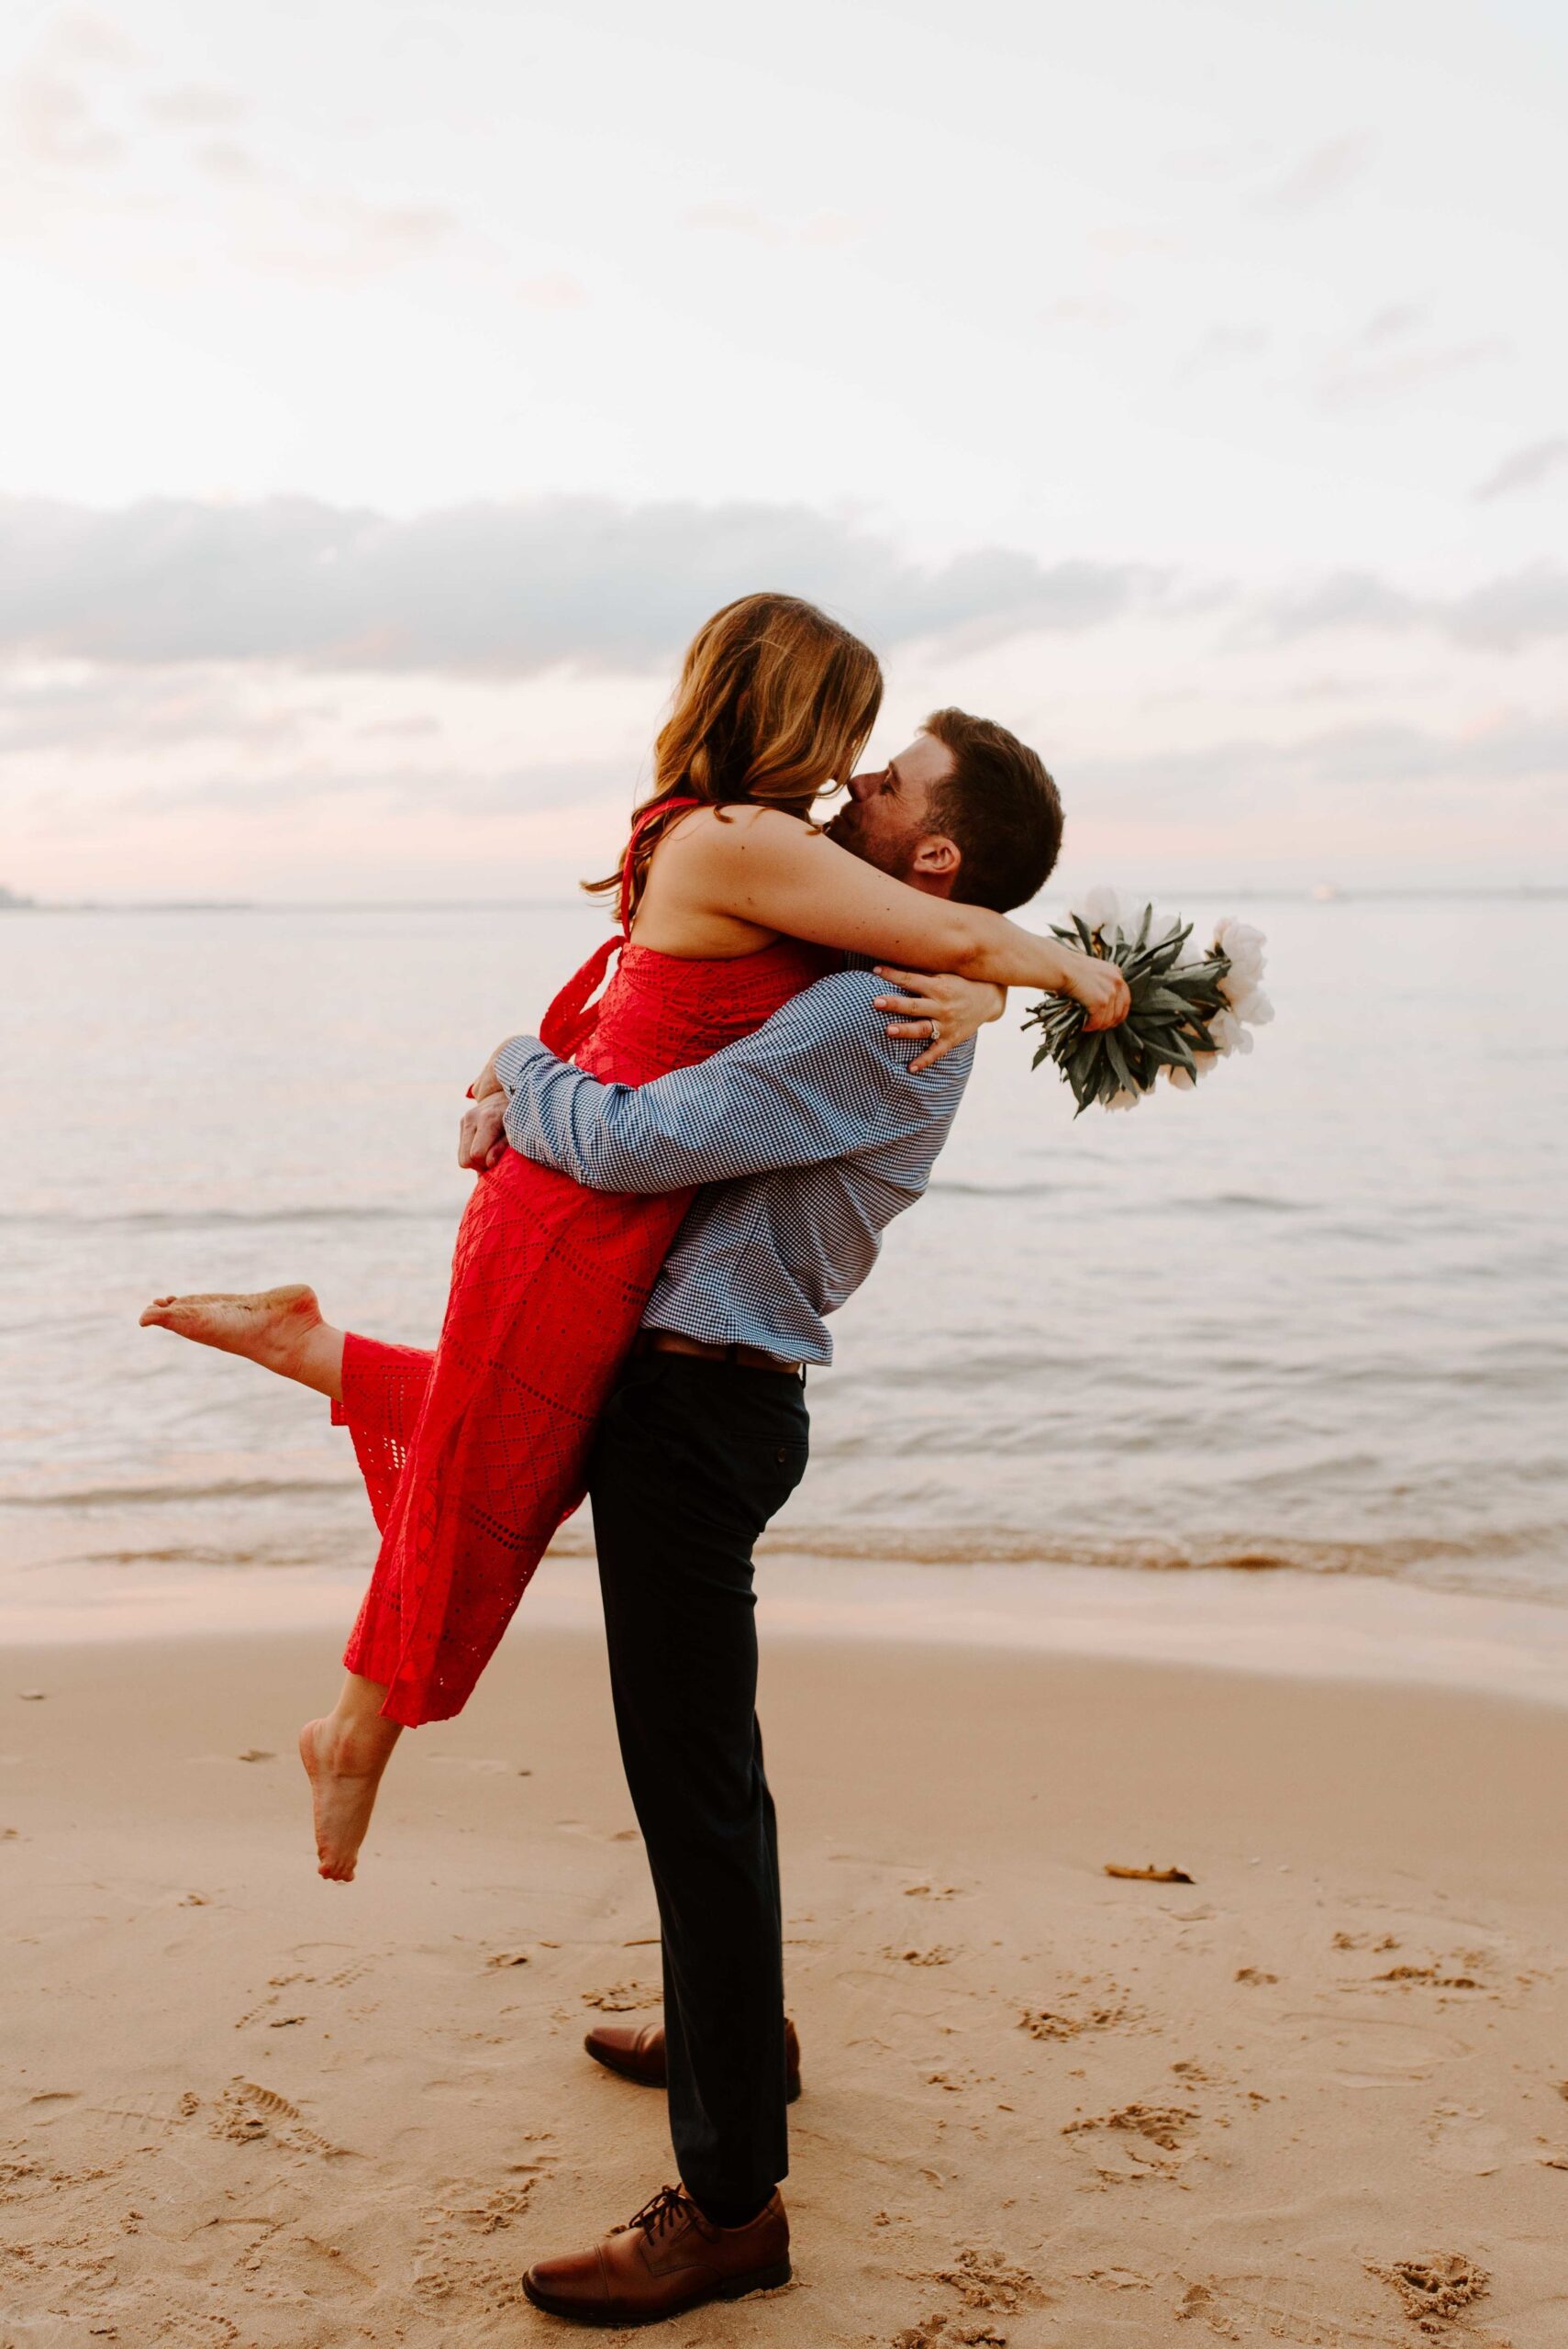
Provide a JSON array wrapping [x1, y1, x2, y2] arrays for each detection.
[[1057, 946, 1131, 1032], [459, 1094, 509, 1173]]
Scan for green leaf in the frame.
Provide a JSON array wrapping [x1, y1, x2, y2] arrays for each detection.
[[1105, 1029, 1137, 1096]]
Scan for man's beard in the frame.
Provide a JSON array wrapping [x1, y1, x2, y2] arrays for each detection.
[[827, 806, 913, 881]]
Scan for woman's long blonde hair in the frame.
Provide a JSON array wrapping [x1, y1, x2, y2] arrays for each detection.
[[585, 593, 884, 917]]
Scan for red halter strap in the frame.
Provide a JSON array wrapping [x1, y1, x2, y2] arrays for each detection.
[[539, 796, 704, 1061]]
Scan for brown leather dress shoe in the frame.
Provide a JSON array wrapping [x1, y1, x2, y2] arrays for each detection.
[[584, 2016, 802, 2102], [522, 2183, 790, 2325]]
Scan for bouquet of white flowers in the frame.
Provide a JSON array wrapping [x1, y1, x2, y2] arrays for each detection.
[[1024, 885, 1272, 1114]]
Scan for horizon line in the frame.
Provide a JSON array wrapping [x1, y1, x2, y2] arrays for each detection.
[[6, 885, 1568, 914]]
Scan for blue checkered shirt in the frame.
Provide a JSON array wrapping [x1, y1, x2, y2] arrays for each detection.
[[494, 968, 973, 1366]]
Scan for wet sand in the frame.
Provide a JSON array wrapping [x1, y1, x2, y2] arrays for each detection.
[[3, 1624, 1566, 2345]]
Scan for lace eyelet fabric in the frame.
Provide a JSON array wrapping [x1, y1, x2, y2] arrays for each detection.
[[335, 903, 829, 1727]]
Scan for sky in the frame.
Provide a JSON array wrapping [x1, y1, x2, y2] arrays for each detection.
[[1, 0, 1564, 902]]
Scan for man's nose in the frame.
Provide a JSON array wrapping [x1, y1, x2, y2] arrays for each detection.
[[846, 768, 879, 803]]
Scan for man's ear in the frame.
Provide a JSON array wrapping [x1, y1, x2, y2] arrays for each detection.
[[910, 833, 961, 883]]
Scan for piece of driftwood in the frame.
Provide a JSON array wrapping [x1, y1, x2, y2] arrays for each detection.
[[1104, 1862, 1195, 1884]]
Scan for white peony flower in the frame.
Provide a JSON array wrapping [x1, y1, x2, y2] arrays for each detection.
[[1209, 1007, 1243, 1056], [1226, 983, 1275, 1027], [1104, 1086, 1140, 1111], [1213, 916, 1266, 991], [1072, 883, 1123, 939]]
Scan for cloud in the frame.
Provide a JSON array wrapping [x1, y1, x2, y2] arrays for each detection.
[[1182, 323, 1270, 374], [1260, 562, 1568, 650], [111, 757, 627, 818], [517, 272, 588, 309], [0, 495, 1151, 677], [144, 83, 248, 128], [1354, 302, 1426, 347], [1473, 436, 1568, 502], [231, 193, 462, 283], [0, 665, 346, 760], [681, 202, 859, 248], [1258, 132, 1374, 217], [8, 70, 121, 168], [49, 9, 144, 68], [1088, 225, 1177, 258], [1043, 295, 1125, 328], [192, 138, 270, 185], [1073, 714, 1568, 814], [1318, 334, 1509, 409]]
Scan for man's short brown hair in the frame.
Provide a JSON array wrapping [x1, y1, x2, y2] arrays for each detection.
[[921, 707, 1063, 912]]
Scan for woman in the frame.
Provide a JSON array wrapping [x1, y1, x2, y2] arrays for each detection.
[[141, 594, 1125, 1881]]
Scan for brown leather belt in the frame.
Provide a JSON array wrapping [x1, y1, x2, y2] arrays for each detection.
[[635, 1330, 805, 1378]]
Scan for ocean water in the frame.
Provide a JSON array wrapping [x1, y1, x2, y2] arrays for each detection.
[[2, 896, 1563, 1643]]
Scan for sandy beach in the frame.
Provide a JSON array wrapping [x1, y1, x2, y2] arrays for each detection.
[[4, 1620, 1566, 2346]]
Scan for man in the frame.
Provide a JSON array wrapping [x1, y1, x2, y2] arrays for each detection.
[[460, 710, 1121, 2326]]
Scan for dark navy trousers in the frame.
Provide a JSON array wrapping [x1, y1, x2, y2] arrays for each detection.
[[586, 1352, 808, 2217]]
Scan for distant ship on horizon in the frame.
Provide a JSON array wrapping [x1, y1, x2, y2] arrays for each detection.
[[0, 884, 36, 910]]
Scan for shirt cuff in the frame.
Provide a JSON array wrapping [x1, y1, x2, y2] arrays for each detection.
[[493, 1034, 557, 1098]]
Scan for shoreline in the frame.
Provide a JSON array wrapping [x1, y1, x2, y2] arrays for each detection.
[[7, 1541, 1568, 1710], [3, 1624, 1566, 2343]]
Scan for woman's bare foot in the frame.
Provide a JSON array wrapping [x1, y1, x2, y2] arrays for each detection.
[[139, 1285, 344, 1399], [298, 1703, 402, 1882]]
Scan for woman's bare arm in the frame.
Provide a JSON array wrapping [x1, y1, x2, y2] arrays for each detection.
[[664, 807, 1129, 1023]]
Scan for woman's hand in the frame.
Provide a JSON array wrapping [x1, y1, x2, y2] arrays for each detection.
[[471, 1035, 533, 1102], [1054, 947, 1130, 1032], [459, 1095, 509, 1172], [873, 967, 1006, 1074]]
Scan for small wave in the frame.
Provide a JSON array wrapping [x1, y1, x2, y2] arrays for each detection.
[[1167, 1190, 1304, 1216], [0, 1205, 452, 1230], [928, 1178, 1061, 1199], [740, 1520, 1567, 1586], [77, 1539, 364, 1569], [0, 1476, 361, 1509]]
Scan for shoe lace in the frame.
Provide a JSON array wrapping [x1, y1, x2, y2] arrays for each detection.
[[620, 2184, 695, 2243]]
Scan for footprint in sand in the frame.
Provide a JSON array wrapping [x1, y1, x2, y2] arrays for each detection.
[[896, 2245, 1044, 2343], [1018, 1983, 1140, 2041], [1175, 2274, 1407, 2343], [232, 1993, 285, 2030], [317, 1956, 374, 1989], [1061, 2101, 1199, 2181], [1424, 2104, 1512, 2177], [150, 2311, 240, 2347], [582, 1981, 660, 2010], [884, 1945, 957, 1967], [412, 2188, 538, 2314], [1366, 2254, 1490, 2332], [1287, 2009, 1470, 2090], [894, 2324, 1006, 2347], [211, 2079, 344, 2159], [84, 2092, 201, 2144]]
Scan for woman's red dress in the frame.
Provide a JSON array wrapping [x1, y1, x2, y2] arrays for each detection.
[[334, 870, 828, 1728]]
